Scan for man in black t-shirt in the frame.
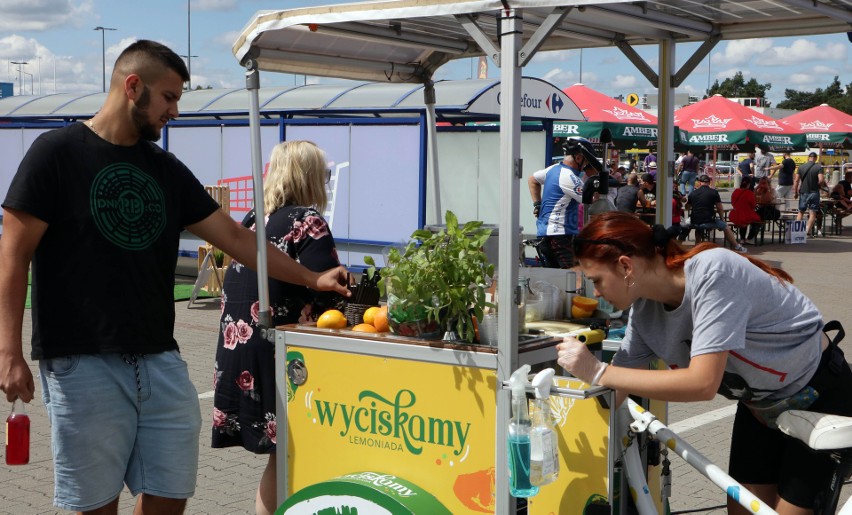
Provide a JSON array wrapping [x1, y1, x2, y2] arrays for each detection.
[[0, 40, 349, 514], [738, 152, 755, 178], [686, 175, 745, 251], [776, 151, 797, 200], [677, 149, 701, 195], [793, 152, 827, 236]]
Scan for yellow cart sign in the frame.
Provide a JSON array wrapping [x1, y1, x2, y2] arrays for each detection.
[[286, 346, 499, 513]]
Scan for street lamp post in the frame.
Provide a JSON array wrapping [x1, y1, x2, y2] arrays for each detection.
[[180, 54, 198, 90], [11, 61, 27, 95], [93, 26, 117, 92], [187, 0, 192, 90], [22, 72, 33, 95]]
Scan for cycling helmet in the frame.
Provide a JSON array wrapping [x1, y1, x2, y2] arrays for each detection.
[[562, 137, 602, 173]]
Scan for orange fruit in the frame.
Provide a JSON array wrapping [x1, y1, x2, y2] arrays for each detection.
[[571, 305, 596, 319], [363, 306, 382, 326], [572, 296, 599, 310], [317, 309, 347, 329], [372, 306, 389, 333], [352, 323, 378, 333]]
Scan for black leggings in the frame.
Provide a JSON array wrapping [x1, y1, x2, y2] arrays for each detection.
[[539, 235, 575, 268], [737, 223, 761, 241], [729, 343, 852, 508]]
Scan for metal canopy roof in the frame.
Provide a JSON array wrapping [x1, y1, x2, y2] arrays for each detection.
[[233, 0, 852, 84], [0, 78, 578, 120]]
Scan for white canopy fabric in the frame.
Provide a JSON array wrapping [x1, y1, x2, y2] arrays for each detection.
[[234, 0, 851, 84]]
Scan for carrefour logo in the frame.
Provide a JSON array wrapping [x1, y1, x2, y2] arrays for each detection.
[[313, 388, 471, 456], [546, 93, 564, 114]]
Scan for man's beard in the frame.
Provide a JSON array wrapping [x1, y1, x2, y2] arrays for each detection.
[[131, 86, 162, 142]]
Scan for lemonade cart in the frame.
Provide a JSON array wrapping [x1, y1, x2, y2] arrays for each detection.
[[274, 325, 623, 514], [231, 2, 847, 513]]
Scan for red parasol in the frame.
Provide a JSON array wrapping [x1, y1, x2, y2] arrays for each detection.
[[779, 103, 852, 149], [675, 95, 807, 153]]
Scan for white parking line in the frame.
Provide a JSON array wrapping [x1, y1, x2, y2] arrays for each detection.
[[668, 404, 737, 433], [198, 390, 214, 399]]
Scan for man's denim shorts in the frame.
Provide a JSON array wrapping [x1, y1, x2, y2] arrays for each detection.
[[39, 350, 201, 511], [798, 191, 820, 212], [694, 219, 726, 231]]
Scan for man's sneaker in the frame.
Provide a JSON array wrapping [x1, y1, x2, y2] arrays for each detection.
[[744, 239, 756, 245], [817, 230, 823, 237], [734, 245, 748, 253]]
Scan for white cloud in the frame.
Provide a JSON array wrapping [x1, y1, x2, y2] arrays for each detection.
[[530, 49, 578, 64], [788, 73, 813, 86], [710, 38, 773, 67], [612, 74, 637, 89], [812, 65, 837, 76], [193, 0, 238, 11], [0, 0, 93, 31], [542, 67, 578, 86]]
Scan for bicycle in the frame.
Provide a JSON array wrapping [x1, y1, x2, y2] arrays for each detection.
[[777, 410, 852, 514], [521, 237, 547, 267], [620, 398, 852, 514]]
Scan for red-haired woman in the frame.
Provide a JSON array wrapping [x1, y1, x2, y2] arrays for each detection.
[[556, 211, 851, 515]]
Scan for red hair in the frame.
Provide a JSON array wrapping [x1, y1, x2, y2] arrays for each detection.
[[575, 212, 792, 283]]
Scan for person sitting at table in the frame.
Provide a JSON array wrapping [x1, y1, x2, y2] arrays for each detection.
[[638, 173, 656, 208], [839, 171, 852, 198], [615, 172, 641, 213], [729, 176, 763, 245], [637, 173, 657, 225], [754, 176, 781, 221], [671, 179, 690, 241], [686, 175, 746, 252], [829, 183, 852, 217]]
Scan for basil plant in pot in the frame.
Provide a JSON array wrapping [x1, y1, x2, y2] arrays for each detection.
[[365, 211, 495, 343]]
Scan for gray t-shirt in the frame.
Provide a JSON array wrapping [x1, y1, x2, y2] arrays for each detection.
[[613, 248, 823, 402], [754, 153, 775, 178]]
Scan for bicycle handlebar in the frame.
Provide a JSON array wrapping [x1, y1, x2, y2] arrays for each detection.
[[623, 399, 779, 515]]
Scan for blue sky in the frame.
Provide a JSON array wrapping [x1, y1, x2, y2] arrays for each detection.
[[1, 0, 849, 107]]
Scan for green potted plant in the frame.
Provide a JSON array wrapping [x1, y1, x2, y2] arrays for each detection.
[[365, 211, 495, 343]]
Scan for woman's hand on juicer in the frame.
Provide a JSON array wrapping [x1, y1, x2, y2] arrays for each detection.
[[556, 337, 606, 385]]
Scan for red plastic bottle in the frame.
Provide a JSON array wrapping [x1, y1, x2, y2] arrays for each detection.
[[6, 399, 30, 465]]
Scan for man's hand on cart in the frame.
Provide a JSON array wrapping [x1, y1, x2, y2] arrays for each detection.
[[313, 266, 353, 297], [556, 337, 607, 386]]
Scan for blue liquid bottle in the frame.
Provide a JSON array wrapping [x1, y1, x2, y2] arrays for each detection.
[[507, 365, 538, 498]]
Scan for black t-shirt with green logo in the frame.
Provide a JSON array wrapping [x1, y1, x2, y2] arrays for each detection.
[[3, 123, 220, 359]]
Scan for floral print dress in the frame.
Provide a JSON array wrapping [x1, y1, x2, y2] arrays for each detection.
[[211, 205, 344, 454]]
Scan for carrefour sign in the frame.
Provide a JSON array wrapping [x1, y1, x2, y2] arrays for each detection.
[[467, 77, 582, 120]]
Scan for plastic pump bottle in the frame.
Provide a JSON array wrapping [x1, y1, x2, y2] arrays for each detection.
[[530, 368, 559, 486], [507, 365, 538, 497]]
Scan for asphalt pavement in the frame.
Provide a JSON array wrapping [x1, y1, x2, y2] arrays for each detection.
[[2, 212, 851, 514]]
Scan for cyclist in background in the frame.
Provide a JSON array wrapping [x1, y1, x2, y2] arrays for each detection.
[[556, 211, 852, 514], [527, 137, 601, 268]]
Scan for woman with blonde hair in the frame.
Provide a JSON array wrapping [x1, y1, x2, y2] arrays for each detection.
[[212, 140, 344, 514]]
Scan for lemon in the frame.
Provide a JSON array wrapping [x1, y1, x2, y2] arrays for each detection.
[[362, 306, 382, 326], [317, 309, 347, 329]]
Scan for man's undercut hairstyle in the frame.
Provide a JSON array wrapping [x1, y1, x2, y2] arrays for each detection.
[[113, 39, 190, 84]]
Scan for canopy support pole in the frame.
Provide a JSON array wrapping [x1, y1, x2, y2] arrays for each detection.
[[244, 56, 282, 502], [657, 39, 676, 226], [424, 80, 442, 223], [244, 61, 271, 326], [496, 8, 523, 514]]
